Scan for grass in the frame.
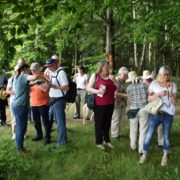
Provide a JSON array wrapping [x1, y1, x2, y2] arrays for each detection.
[[0, 108, 180, 180]]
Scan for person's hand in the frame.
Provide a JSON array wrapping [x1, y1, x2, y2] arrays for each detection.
[[167, 83, 173, 92], [156, 91, 167, 97], [98, 88, 105, 95]]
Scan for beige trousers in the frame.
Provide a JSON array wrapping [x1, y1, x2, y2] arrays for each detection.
[[129, 108, 148, 153], [111, 107, 126, 138], [10, 106, 16, 136]]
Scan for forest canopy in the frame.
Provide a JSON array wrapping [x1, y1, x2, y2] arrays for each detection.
[[0, 0, 179, 76]]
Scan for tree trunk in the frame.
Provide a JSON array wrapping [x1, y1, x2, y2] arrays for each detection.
[[148, 43, 152, 67], [106, 7, 114, 74], [132, 1, 138, 67]]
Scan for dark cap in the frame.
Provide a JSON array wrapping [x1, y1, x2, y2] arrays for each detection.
[[44, 58, 56, 67]]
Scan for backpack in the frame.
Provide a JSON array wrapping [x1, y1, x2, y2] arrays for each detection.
[[51, 68, 77, 103]]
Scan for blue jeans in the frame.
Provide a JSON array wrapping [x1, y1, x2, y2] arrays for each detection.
[[143, 112, 173, 153], [51, 99, 67, 145], [12, 105, 28, 151]]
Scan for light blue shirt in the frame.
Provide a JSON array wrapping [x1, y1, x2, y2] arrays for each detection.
[[12, 74, 29, 106]]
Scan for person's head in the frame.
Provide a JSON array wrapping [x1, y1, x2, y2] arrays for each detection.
[[18, 58, 25, 66], [44, 58, 58, 72], [30, 62, 41, 75], [156, 65, 171, 83], [17, 63, 30, 76], [77, 65, 85, 74], [126, 71, 138, 83], [142, 70, 152, 84], [118, 67, 128, 80], [96, 60, 109, 76]]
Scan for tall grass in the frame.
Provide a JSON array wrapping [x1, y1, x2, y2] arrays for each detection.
[[0, 116, 180, 180]]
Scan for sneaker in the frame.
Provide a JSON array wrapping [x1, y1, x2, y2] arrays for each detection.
[[73, 116, 80, 119], [105, 142, 114, 149], [139, 155, 146, 164], [96, 144, 105, 150], [161, 156, 168, 166], [12, 134, 16, 140]]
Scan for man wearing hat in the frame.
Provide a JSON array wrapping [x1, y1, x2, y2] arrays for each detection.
[[126, 71, 149, 154], [111, 67, 128, 139], [45, 56, 69, 148], [30, 62, 51, 144]]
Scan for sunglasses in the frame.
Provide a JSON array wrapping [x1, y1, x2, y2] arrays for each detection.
[[163, 73, 170, 76]]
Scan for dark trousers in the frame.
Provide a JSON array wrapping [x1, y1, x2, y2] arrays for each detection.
[[32, 105, 51, 141], [0, 107, 6, 125], [94, 104, 114, 145]]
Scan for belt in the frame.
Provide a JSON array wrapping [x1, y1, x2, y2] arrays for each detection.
[[158, 111, 168, 115], [77, 88, 85, 90]]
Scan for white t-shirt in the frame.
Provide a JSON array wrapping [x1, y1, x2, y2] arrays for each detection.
[[49, 67, 69, 97], [149, 80, 177, 115], [75, 74, 88, 89]]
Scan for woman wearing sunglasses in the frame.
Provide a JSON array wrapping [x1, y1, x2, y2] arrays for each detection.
[[139, 65, 177, 166]]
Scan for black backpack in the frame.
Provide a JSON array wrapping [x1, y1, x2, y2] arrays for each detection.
[[51, 68, 77, 103]]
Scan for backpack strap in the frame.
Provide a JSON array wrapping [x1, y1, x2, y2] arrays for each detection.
[[51, 68, 65, 96]]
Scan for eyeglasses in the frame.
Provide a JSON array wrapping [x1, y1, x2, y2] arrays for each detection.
[[163, 73, 170, 76]]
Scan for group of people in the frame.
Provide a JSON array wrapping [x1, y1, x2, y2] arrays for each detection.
[[86, 61, 176, 166], [0, 57, 177, 166]]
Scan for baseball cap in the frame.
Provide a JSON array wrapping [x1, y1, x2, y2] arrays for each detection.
[[44, 58, 56, 67], [51, 55, 59, 60]]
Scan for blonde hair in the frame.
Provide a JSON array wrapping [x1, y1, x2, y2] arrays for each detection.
[[96, 60, 109, 74], [156, 65, 171, 83]]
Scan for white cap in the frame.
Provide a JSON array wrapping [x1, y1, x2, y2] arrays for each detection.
[[51, 55, 59, 60], [118, 67, 128, 75]]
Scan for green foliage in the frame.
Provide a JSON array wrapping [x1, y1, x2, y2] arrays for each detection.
[[0, 0, 179, 75]]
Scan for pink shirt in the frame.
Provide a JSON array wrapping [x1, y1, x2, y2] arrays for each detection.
[[95, 74, 116, 105]]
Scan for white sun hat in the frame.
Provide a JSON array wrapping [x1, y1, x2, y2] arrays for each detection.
[[142, 70, 152, 80]]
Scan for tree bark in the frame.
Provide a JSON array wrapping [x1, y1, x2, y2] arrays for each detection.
[[106, 7, 114, 74], [132, 1, 138, 67]]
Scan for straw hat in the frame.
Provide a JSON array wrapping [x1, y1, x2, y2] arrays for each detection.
[[142, 70, 152, 80], [126, 71, 137, 83], [0, 89, 8, 100]]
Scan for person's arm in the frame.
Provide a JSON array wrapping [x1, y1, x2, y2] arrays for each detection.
[[148, 89, 166, 102], [86, 73, 104, 95], [6, 78, 15, 95], [167, 83, 176, 106], [50, 70, 69, 91], [50, 84, 69, 91], [115, 92, 128, 98], [73, 73, 78, 82]]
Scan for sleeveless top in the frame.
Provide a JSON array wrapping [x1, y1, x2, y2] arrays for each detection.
[[95, 74, 116, 106]]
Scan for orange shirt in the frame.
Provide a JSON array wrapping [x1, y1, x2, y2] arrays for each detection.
[[30, 74, 49, 106]]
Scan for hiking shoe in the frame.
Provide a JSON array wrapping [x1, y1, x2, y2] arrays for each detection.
[[161, 156, 168, 166], [139, 155, 146, 164], [32, 137, 43, 141], [105, 142, 114, 149], [96, 144, 105, 150]]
